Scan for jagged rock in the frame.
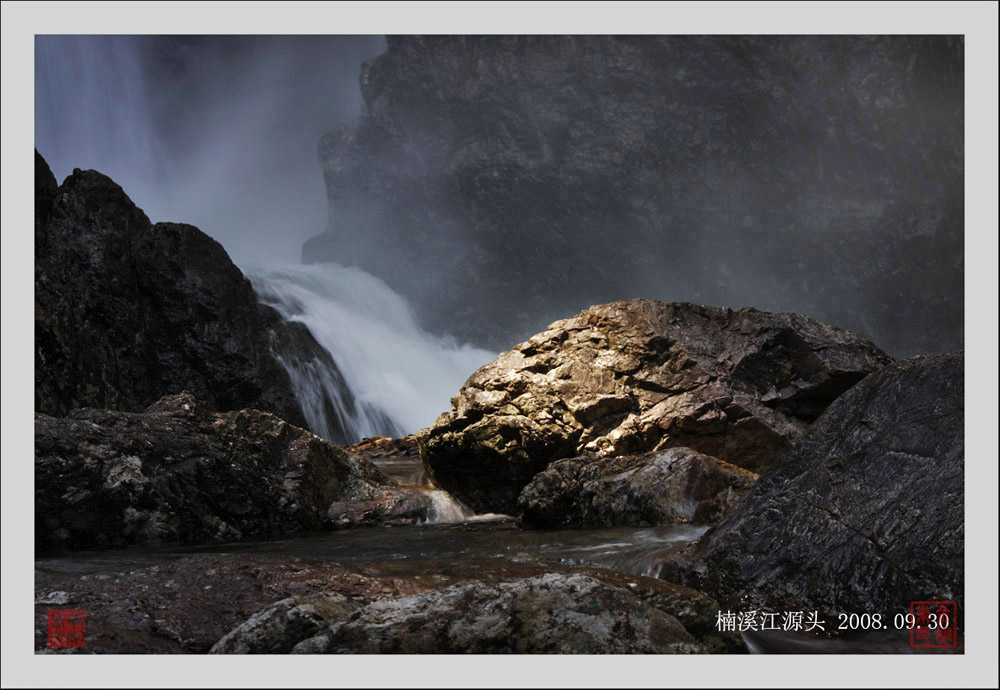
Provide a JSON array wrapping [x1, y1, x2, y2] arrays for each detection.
[[292, 574, 704, 654], [306, 36, 962, 358], [518, 447, 758, 528], [419, 299, 889, 514], [658, 352, 964, 616], [34, 392, 432, 550], [33, 151, 358, 441], [210, 593, 361, 654]]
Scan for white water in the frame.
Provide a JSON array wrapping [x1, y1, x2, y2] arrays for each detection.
[[420, 490, 476, 524], [244, 262, 495, 441]]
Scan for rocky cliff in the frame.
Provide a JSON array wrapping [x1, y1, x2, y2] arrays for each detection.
[[35, 151, 356, 441], [306, 36, 962, 357]]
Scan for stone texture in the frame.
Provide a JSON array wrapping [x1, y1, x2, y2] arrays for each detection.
[[292, 574, 704, 654], [518, 447, 758, 528], [36, 553, 743, 654], [658, 352, 964, 616], [34, 392, 433, 550], [419, 299, 889, 514], [306, 36, 962, 358], [33, 555, 399, 654], [34, 152, 359, 442], [210, 593, 361, 654]]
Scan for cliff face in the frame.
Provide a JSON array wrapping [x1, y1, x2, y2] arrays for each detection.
[[306, 36, 963, 357], [34, 150, 355, 440]]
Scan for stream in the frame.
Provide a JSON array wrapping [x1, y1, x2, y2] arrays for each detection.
[[34, 457, 941, 654]]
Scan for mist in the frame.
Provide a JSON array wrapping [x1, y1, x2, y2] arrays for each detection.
[[35, 35, 386, 265], [34, 35, 964, 361]]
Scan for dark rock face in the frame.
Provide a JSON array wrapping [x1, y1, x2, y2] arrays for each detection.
[[518, 447, 758, 528], [418, 299, 889, 514], [306, 36, 962, 358], [34, 152, 357, 440], [658, 352, 964, 616], [34, 392, 432, 550], [292, 574, 704, 654]]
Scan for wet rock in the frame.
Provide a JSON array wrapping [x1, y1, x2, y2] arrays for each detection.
[[34, 392, 431, 550], [342, 435, 420, 460], [305, 37, 962, 359], [658, 353, 964, 616], [518, 447, 758, 528], [419, 299, 888, 514], [292, 574, 704, 654], [33, 152, 356, 439], [210, 593, 360, 654]]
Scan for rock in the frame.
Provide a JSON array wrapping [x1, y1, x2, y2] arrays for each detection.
[[518, 447, 758, 528], [343, 434, 420, 460], [33, 555, 398, 654], [33, 152, 359, 441], [305, 36, 962, 359], [658, 352, 964, 616], [419, 299, 889, 514], [36, 591, 72, 606], [210, 593, 360, 654], [36, 552, 741, 654], [292, 574, 704, 654], [34, 392, 433, 550]]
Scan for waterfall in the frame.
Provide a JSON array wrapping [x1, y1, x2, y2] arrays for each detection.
[[244, 262, 495, 441]]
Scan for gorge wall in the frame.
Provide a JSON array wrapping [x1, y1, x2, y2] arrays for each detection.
[[305, 35, 963, 357]]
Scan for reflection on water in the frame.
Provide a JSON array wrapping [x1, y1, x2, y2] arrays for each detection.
[[373, 457, 433, 488], [35, 522, 708, 580]]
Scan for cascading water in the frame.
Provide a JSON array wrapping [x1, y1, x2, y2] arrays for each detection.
[[244, 262, 496, 443]]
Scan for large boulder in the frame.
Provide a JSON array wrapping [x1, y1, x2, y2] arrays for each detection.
[[305, 36, 963, 359], [518, 447, 758, 528], [419, 299, 889, 514], [34, 152, 358, 442], [291, 574, 704, 654], [658, 352, 964, 616], [34, 392, 429, 550]]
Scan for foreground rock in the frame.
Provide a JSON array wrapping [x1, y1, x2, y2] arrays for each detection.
[[659, 352, 964, 616], [34, 151, 359, 441], [518, 447, 757, 528], [420, 299, 889, 514], [210, 593, 362, 654], [35, 393, 430, 550], [292, 574, 703, 654], [36, 553, 743, 654], [34, 555, 398, 654]]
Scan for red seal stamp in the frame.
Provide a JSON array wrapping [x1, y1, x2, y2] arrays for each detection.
[[910, 601, 957, 648], [47, 609, 86, 648]]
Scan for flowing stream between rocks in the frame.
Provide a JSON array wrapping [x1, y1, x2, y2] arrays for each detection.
[[35, 456, 930, 654]]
